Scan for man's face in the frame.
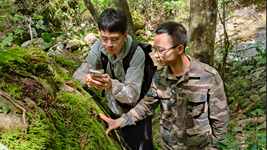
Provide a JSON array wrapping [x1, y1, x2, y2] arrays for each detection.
[[153, 33, 179, 66], [100, 30, 127, 57]]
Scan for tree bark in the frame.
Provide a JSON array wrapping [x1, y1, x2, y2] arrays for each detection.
[[219, 0, 230, 82], [188, 0, 218, 66], [114, 0, 136, 41], [83, 0, 99, 22]]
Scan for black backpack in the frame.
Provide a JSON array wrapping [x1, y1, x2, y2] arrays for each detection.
[[101, 41, 157, 110]]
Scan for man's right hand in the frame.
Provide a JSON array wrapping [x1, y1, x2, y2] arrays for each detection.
[[99, 113, 120, 134]]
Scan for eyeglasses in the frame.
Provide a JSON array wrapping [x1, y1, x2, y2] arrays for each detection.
[[100, 36, 121, 46], [152, 44, 179, 56]]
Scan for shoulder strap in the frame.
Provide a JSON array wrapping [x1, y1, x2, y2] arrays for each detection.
[[101, 51, 117, 81], [123, 41, 138, 73], [101, 52, 108, 73]]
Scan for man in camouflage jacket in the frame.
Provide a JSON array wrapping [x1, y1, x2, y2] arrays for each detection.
[[100, 21, 229, 150]]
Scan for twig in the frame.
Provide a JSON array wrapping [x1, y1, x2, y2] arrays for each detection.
[[0, 89, 27, 134], [29, 17, 33, 40]]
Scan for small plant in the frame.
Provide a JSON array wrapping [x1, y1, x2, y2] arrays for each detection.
[[214, 109, 266, 150]]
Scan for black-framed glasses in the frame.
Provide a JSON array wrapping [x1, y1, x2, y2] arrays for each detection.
[[152, 44, 179, 55]]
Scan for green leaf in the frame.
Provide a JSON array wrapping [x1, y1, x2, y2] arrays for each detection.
[[0, 36, 13, 46], [10, 16, 19, 21], [14, 14, 25, 19], [42, 33, 52, 43], [33, 14, 41, 20], [8, 49, 26, 56], [258, 137, 266, 144], [244, 131, 255, 134], [0, 102, 10, 114], [256, 47, 261, 53], [15, 29, 24, 35], [221, 134, 233, 142], [245, 143, 257, 150], [53, 31, 66, 34], [15, 57, 26, 63], [213, 141, 229, 148], [251, 109, 265, 116], [0, 54, 8, 62]]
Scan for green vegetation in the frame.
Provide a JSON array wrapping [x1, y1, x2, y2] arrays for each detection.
[[0, 46, 122, 149], [0, 0, 266, 149]]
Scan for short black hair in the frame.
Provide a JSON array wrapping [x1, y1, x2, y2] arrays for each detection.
[[155, 21, 188, 50], [98, 8, 128, 35]]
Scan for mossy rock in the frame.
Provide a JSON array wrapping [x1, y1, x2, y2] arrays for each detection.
[[0, 46, 122, 150], [131, 11, 145, 31]]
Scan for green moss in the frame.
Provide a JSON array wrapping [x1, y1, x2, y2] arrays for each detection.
[[131, 11, 144, 25], [0, 46, 122, 149], [0, 82, 23, 99]]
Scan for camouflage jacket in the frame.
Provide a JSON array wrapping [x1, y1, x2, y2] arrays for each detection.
[[117, 56, 229, 150], [72, 35, 145, 117]]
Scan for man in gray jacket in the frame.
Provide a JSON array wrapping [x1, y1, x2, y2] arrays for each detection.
[[72, 8, 154, 150]]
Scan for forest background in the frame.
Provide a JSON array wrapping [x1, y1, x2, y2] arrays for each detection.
[[0, 0, 266, 150]]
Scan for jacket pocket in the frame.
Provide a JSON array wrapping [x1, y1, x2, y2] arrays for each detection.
[[185, 90, 208, 117]]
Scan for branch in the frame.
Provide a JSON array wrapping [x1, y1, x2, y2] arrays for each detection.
[[29, 17, 33, 40]]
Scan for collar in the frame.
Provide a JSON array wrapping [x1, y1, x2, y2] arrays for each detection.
[[159, 55, 201, 81]]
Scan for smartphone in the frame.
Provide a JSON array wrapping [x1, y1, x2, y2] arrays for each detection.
[[89, 69, 102, 77]]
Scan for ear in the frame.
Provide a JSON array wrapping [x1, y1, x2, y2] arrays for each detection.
[[177, 45, 184, 55], [123, 31, 128, 40]]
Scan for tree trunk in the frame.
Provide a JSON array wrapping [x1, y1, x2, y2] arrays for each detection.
[[83, 0, 99, 22], [114, 0, 136, 41], [188, 0, 218, 66]]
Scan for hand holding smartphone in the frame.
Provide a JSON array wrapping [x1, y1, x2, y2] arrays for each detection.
[[89, 69, 103, 80]]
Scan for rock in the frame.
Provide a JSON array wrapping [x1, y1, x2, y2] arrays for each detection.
[[258, 116, 266, 123], [47, 43, 69, 56], [24, 97, 37, 108], [238, 117, 266, 127], [65, 40, 85, 52], [59, 84, 81, 95], [21, 38, 51, 50], [250, 94, 261, 101], [230, 100, 239, 111], [35, 38, 50, 50], [84, 33, 97, 45], [233, 126, 243, 132], [134, 24, 145, 31], [259, 85, 266, 93], [131, 11, 145, 31], [238, 118, 254, 127], [48, 64, 58, 75], [0, 95, 24, 130], [262, 121, 266, 130], [59, 84, 75, 93], [145, 30, 152, 37], [0, 142, 8, 150], [240, 79, 252, 88], [243, 103, 254, 114], [59, 67, 69, 74], [56, 37, 63, 42], [21, 40, 32, 47]]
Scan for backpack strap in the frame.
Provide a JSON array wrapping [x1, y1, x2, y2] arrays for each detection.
[[122, 41, 138, 72], [101, 52, 108, 73]]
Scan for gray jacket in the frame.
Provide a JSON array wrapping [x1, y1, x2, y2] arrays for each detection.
[[72, 35, 145, 117]]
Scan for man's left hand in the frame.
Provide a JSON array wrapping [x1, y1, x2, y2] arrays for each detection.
[[89, 74, 113, 90]]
